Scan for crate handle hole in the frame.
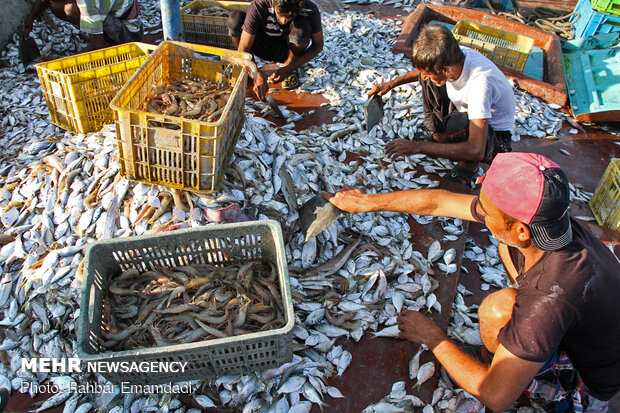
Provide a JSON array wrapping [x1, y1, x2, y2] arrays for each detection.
[[88, 284, 96, 323], [147, 120, 181, 130]]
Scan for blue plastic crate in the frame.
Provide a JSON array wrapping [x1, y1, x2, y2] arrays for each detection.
[[570, 0, 620, 38], [467, 0, 513, 12]]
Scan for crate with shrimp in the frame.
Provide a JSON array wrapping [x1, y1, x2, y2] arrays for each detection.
[[181, 0, 250, 49], [110, 41, 251, 193], [34, 42, 156, 134], [76, 219, 294, 385], [451, 20, 534, 74]]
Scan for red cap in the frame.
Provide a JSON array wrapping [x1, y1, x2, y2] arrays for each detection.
[[477, 153, 572, 251]]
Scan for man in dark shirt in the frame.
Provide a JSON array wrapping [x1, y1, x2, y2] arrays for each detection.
[[227, 0, 323, 100], [326, 152, 620, 412]]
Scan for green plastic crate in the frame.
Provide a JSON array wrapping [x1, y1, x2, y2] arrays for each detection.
[[589, 158, 620, 231], [77, 220, 294, 385], [591, 0, 620, 16]]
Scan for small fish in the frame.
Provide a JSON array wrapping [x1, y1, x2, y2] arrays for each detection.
[[288, 401, 313, 413], [337, 350, 352, 376], [427, 240, 442, 262], [302, 382, 326, 409], [409, 345, 426, 380], [425, 293, 437, 313], [31, 391, 72, 413], [413, 362, 435, 390], [277, 375, 306, 394], [371, 325, 400, 339], [443, 248, 456, 266], [392, 292, 405, 313], [362, 402, 408, 413]]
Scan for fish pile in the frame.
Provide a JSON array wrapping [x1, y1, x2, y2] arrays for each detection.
[[513, 87, 569, 139], [340, 0, 419, 14], [0, 3, 592, 413], [192, 6, 231, 17], [103, 261, 285, 352], [142, 78, 232, 122], [362, 354, 485, 412]]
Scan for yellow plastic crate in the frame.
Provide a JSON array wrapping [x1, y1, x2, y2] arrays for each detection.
[[110, 41, 250, 193], [452, 21, 534, 74], [35, 42, 156, 134], [589, 158, 620, 231], [181, 0, 250, 49]]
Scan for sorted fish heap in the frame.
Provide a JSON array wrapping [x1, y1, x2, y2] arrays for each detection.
[[143, 78, 232, 122], [513, 86, 568, 139], [340, 0, 418, 14], [193, 6, 231, 16], [448, 283, 483, 346], [103, 261, 284, 351], [361, 363, 486, 412]]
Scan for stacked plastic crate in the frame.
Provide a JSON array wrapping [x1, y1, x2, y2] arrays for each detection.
[[571, 0, 620, 38]]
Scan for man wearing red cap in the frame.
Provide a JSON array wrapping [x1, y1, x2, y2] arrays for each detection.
[[326, 152, 620, 412]]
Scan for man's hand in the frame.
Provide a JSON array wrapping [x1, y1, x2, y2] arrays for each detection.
[[268, 66, 293, 84], [369, 82, 392, 97], [253, 72, 269, 101], [397, 309, 447, 350], [385, 139, 421, 159], [323, 186, 373, 213]]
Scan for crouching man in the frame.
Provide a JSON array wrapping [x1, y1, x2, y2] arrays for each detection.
[[327, 152, 620, 412]]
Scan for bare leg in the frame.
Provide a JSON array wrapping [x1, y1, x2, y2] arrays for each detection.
[[63, 2, 80, 26], [478, 287, 518, 354]]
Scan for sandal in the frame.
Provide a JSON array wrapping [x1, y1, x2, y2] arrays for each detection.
[[282, 68, 300, 89], [445, 164, 477, 186]]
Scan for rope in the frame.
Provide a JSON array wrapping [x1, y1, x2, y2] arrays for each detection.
[[454, 1, 580, 39], [499, 6, 579, 39]]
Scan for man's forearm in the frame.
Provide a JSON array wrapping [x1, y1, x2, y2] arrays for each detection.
[[25, 0, 50, 26], [361, 189, 475, 218], [432, 339, 494, 404], [415, 140, 485, 162], [388, 69, 421, 89]]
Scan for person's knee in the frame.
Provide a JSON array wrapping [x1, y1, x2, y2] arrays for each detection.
[[479, 288, 518, 326], [288, 43, 308, 55], [288, 16, 311, 54], [228, 10, 245, 37]]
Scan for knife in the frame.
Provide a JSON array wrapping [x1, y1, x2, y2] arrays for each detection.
[[299, 194, 343, 242]]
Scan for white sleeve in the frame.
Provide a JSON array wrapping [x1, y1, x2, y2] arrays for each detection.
[[466, 76, 492, 120]]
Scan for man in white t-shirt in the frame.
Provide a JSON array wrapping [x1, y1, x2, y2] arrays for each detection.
[[370, 24, 515, 185]]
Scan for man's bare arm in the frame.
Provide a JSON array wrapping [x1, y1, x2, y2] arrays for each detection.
[[237, 30, 269, 100], [398, 310, 543, 412], [386, 118, 489, 161], [369, 69, 421, 97], [326, 187, 478, 222], [436, 341, 543, 412], [24, 0, 51, 34]]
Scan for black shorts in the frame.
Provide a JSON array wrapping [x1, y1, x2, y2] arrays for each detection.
[[228, 10, 311, 63]]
